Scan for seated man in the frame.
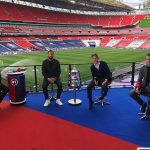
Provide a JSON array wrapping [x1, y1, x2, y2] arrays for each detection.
[[42, 50, 63, 107], [87, 53, 111, 110], [0, 73, 9, 104], [130, 53, 150, 118]]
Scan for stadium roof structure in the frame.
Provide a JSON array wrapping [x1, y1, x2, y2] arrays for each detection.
[[18, 0, 134, 12], [144, 0, 150, 9]]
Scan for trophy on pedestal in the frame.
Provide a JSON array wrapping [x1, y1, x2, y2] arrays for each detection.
[[68, 66, 82, 105]]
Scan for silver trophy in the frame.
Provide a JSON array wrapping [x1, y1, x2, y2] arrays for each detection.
[[68, 66, 82, 105]]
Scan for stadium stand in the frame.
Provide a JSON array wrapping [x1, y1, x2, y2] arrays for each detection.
[[0, 1, 150, 53], [28, 39, 85, 51], [114, 39, 133, 48], [0, 2, 147, 28], [0, 44, 11, 54], [2, 24, 150, 37], [14, 40, 41, 51], [99, 37, 111, 47], [126, 39, 146, 49], [140, 39, 150, 49], [105, 39, 121, 47], [0, 41, 25, 52], [0, 41, 28, 54]]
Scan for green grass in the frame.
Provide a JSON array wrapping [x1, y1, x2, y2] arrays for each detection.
[[0, 48, 149, 91], [0, 48, 149, 65], [139, 19, 150, 27]]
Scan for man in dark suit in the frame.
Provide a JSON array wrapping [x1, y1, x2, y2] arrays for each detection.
[[87, 53, 111, 110], [0, 72, 9, 103], [42, 50, 63, 107], [130, 53, 150, 117]]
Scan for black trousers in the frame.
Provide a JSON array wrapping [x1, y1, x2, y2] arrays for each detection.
[[0, 84, 9, 103], [42, 78, 63, 100], [87, 79, 108, 102], [130, 85, 150, 107]]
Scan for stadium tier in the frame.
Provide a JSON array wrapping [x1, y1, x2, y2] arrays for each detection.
[[140, 39, 150, 49], [1, 25, 150, 36], [114, 40, 132, 48], [0, 1, 149, 28], [0, 44, 11, 54], [0, 41, 25, 52], [29, 40, 86, 50], [14, 40, 41, 51], [0, 39, 86, 54], [1, 35, 150, 54]]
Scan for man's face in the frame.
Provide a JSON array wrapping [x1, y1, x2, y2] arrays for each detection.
[[145, 55, 150, 67], [48, 52, 54, 60], [92, 56, 99, 64]]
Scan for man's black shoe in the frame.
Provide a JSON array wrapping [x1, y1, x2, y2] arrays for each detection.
[[140, 103, 147, 113], [98, 96, 103, 100], [89, 101, 94, 110]]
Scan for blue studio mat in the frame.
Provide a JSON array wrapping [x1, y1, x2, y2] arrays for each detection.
[[4, 87, 150, 147]]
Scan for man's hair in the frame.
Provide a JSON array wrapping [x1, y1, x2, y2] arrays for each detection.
[[91, 53, 99, 59], [48, 50, 54, 54], [146, 53, 150, 57]]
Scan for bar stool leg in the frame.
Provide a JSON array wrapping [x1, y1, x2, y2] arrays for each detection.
[[95, 97, 111, 107], [50, 84, 56, 101]]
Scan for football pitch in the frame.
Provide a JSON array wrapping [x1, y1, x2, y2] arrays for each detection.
[[0, 48, 149, 91]]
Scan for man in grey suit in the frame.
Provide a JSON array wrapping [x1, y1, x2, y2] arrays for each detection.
[[130, 53, 150, 117]]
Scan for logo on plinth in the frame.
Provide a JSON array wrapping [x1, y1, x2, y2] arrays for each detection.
[[11, 79, 18, 86]]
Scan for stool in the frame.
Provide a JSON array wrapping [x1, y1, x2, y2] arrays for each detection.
[[49, 84, 56, 101], [95, 97, 111, 107], [138, 94, 150, 120]]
